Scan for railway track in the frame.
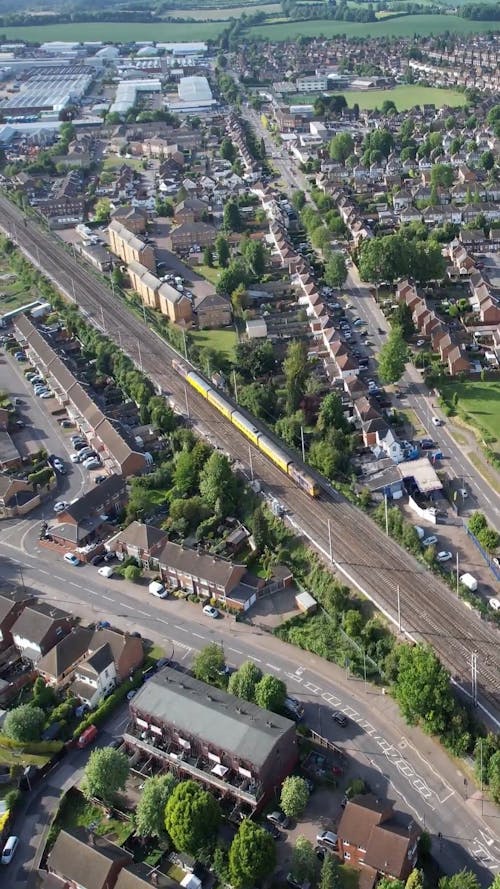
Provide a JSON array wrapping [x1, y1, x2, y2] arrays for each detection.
[[1, 195, 499, 722]]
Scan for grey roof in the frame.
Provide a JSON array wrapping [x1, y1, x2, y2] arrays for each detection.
[[131, 667, 295, 769], [61, 475, 125, 523], [78, 642, 113, 676], [158, 541, 244, 591], [48, 828, 131, 889], [115, 863, 179, 889], [0, 590, 29, 624], [37, 627, 93, 679], [12, 602, 72, 644]]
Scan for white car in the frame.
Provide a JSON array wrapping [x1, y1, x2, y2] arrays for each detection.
[[83, 458, 101, 470], [436, 551, 452, 563], [422, 535, 438, 547], [52, 458, 64, 472], [458, 488, 468, 499], [203, 604, 219, 619], [98, 565, 115, 578], [431, 417, 442, 427], [53, 501, 69, 513], [70, 453, 82, 463], [1, 836, 19, 865], [416, 339, 425, 347], [63, 552, 80, 567]]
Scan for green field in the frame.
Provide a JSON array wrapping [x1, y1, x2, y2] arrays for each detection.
[[181, 2, 280, 18], [440, 380, 500, 447], [288, 85, 465, 110], [249, 13, 500, 39], [192, 327, 238, 358], [0, 20, 225, 42]]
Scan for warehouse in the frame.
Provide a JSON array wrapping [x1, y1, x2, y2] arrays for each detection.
[[168, 76, 217, 113], [109, 79, 161, 117], [125, 667, 298, 813], [0, 66, 94, 118]]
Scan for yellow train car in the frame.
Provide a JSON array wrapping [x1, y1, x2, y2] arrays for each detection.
[[207, 388, 234, 422], [231, 411, 261, 446], [258, 434, 291, 475], [186, 371, 210, 399]]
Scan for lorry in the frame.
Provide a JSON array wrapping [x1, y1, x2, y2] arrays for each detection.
[[77, 724, 98, 749], [460, 573, 478, 592]]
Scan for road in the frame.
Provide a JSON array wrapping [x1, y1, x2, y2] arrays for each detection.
[[0, 545, 499, 888], [0, 192, 499, 726], [344, 266, 500, 531]]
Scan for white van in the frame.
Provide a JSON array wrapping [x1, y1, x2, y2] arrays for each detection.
[[460, 573, 478, 592], [98, 565, 115, 579], [2, 836, 19, 865], [149, 581, 168, 599], [488, 597, 500, 611]]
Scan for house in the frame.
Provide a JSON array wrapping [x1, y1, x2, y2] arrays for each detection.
[[0, 476, 39, 518], [11, 602, 73, 663], [111, 205, 147, 234], [70, 626, 143, 708], [157, 541, 247, 600], [115, 863, 180, 889], [337, 794, 420, 882], [174, 197, 209, 224], [126, 666, 298, 812], [447, 345, 471, 375], [37, 626, 94, 687], [109, 520, 168, 567], [47, 828, 132, 889], [108, 220, 156, 272], [194, 292, 232, 329], [49, 475, 127, 548], [169, 221, 217, 251], [158, 282, 193, 325], [0, 591, 32, 651]]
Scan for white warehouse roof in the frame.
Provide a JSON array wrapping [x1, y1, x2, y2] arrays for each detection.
[[178, 75, 213, 102], [110, 78, 161, 116]]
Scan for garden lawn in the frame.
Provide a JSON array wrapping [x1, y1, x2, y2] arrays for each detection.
[[196, 263, 221, 285], [191, 328, 238, 359], [339, 865, 360, 889], [249, 14, 500, 39], [440, 379, 500, 447], [103, 156, 144, 172], [0, 746, 51, 768], [54, 789, 133, 846]]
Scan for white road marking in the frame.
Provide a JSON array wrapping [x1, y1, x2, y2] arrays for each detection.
[[248, 655, 262, 662], [266, 663, 281, 671], [101, 594, 113, 602], [119, 602, 134, 610], [137, 610, 149, 617], [191, 632, 205, 640], [228, 647, 242, 654], [157, 618, 169, 625], [174, 625, 189, 633]]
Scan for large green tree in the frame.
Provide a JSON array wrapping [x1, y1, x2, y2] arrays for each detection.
[[283, 340, 308, 414], [164, 780, 221, 855], [3, 705, 45, 743], [438, 870, 481, 889], [229, 819, 277, 887], [228, 661, 262, 701], [378, 325, 409, 384], [82, 748, 129, 805], [291, 837, 317, 884], [199, 451, 238, 515], [280, 776, 310, 818], [393, 643, 455, 736], [320, 853, 342, 889], [324, 253, 347, 288], [135, 774, 177, 838], [254, 674, 287, 712], [242, 239, 266, 279], [215, 233, 230, 268], [223, 199, 243, 232], [192, 643, 227, 687], [317, 392, 348, 433], [328, 133, 354, 163]]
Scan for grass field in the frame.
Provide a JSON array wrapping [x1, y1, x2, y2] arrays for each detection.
[[440, 379, 500, 447], [288, 85, 465, 110], [249, 13, 500, 39], [0, 264, 34, 314], [103, 155, 144, 171], [192, 327, 238, 358], [180, 2, 280, 18], [0, 20, 225, 42]]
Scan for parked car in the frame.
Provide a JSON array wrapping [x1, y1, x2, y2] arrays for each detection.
[[267, 810, 290, 829], [1, 836, 19, 865], [331, 710, 347, 726], [416, 339, 425, 347], [90, 553, 105, 566], [70, 453, 82, 463], [98, 565, 115, 578], [40, 391, 54, 399], [63, 553, 80, 567], [53, 501, 69, 513], [94, 475, 107, 484], [437, 551, 452, 563], [262, 822, 281, 840], [202, 604, 219, 619], [103, 552, 116, 563], [422, 535, 438, 547], [316, 830, 338, 849], [83, 459, 101, 470]]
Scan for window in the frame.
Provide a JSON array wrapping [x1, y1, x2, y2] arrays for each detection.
[[344, 853, 351, 861], [358, 847, 366, 853]]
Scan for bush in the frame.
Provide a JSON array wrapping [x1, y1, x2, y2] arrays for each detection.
[[4, 789, 20, 810], [0, 734, 63, 754], [72, 665, 146, 739]]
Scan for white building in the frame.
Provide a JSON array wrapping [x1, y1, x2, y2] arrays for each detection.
[[296, 75, 328, 92], [168, 75, 216, 113]]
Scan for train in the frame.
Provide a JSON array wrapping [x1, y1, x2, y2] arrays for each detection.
[[172, 359, 319, 498]]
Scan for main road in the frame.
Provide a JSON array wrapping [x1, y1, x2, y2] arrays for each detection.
[[0, 542, 499, 887], [0, 194, 499, 728]]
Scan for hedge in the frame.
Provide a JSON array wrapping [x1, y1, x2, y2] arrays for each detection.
[[0, 735, 63, 754], [71, 666, 146, 740]]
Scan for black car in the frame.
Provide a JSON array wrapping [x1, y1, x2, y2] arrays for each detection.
[[262, 822, 281, 840], [90, 553, 105, 566], [267, 810, 290, 829], [332, 710, 348, 726]]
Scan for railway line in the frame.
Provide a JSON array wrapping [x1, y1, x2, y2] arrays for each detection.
[[1, 194, 499, 724]]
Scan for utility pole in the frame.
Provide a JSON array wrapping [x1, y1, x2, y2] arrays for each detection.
[[233, 369, 239, 402], [184, 384, 189, 419], [71, 279, 76, 302], [300, 425, 305, 462], [397, 584, 401, 634], [363, 648, 367, 689], [248, 445, 254, 482], [456, 551, 459, 595], [138, 341, 143, 373], [100, 305, 106, 333], [327, 518, 333, 564], [384, 492, 389, 536], [471, 651, 478, 707], [182, 328, 188, 360], [19, 564, 26, 594]]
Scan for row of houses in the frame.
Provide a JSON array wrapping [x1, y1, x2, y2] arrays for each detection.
[[396, 279, 471, 375], [14, 314, 149, 477]]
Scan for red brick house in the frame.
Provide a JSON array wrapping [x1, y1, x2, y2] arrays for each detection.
[[337, 794, 420, 882]]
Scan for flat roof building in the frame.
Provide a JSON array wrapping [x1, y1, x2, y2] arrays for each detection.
[[126, 666, 298, 813]]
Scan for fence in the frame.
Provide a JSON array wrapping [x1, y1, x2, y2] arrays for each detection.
[[464, 524, 500, 582]]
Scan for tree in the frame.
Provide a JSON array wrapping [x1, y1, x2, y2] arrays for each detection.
[[292, 190, 306, 211], [405, 870, 424, 889], [32, 676, 56, 709], [82, 748, 129, 805], [393, 643, 454, 736], [328, 133, 354, 163], [3, 704, 45, 743], [220, 137, 236, 163], [391, 302, 415, 340], [164, 780, 221, 855], [123, 564, 142, 581], [135, 774, 177, 838], [228, 661, 262, 701], [479, 150, 495, 172], [488, 750, 500, 803], [468, 512, 488, 536], [320, 854, 342, 889], [255, 674, 287, 712], [199, 451, 238, 515], [192, 643, 227, 687], [324, 253, 347, 288], [280, 776, 310, 818], [438, 870, 481, 889], [477, 527, 499, 552], [203, 246, 214, 267], [431, 163, 454, 188], [94, 198, 111, 223], [216, 260, 248, 296], [378, 325, 408, 385], [223, 199, 243, 232], [229, 819, 276, 888], [242, 239, 266, 279], [317, 392, 348, 433], [283, 340, 308, 414], [291, 837, 317, 884], [215, 234, 230, 268]]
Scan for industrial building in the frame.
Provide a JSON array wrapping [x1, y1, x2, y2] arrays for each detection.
[[109, 79, 161, 117], [168, 76, 216, 113], [0, 65, 94, 119], [125, 666, 298, 813]]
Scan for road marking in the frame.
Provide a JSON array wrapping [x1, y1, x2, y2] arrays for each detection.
[[157, 618, 169, 625], [137, 610, 149, 617], [248, 655, 262, 662], [359, 721, 377, 736], [191, 632, 205, 640], [68, 581, 81, 589], [101, 594, 113, 601], [38, 569, 51, 576], [266, 663, 281, 671], [174, 625, 189, 633], [228, 647, 242, 654], [304, 682, 322, 695], [119, 602, 134, 610], [84, 587, 97, 594], [53, 575, 66, 582]]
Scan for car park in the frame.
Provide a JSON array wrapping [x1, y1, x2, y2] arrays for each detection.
[[436, 551, 452, 563], [63, 553, 81, 567], [267, 810, 290, 829], [331, 710, 347, 726], [422, 535, 438, 547], [202, 604, 219, 619]]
